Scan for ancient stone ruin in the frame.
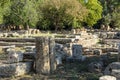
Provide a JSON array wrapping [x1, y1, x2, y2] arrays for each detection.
[[0, 30, 120, 80], [35, 37, 56, 74], [0, 49, 33, 77]]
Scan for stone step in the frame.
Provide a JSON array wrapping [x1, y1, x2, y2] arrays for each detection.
[[0, 41, 35, 47], [0, 38, 35, 42]]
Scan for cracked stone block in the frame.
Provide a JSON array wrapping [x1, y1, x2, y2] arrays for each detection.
[[0, 61, 33, 77], [72, 44, 83, 58], [7, 50, 23, 63], [104, 62, 120, 79], [35, 37, 56, 74]]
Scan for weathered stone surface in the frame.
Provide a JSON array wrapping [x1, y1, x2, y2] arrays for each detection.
[[7, 32, 19, 37], [66, 44, 83, 62], [3, 33, 8, 37], [49, 37, 56, 73], [0, 61, 33, 77], [63, 43, 72, 56], [93, 49, 102, 55], [100, 32, 108, 39], [118, 43, 120, 61], [24, 46, 35, 52], [88, 61, 103, 73], [35, 37, 56, 74], [55, 43, 63, 50], [99, 75, 116, 80], [75, 35, 80, 39], [81, 56, 86, 61], [104, 62, 120, 79], [56, 56, 62, 65], [55, 38, 75, 44], [31, 29, 36, 34], [72, 44, 83, 58], [84, 48, 94, 55], [23, 52, 36, 59], [7, 50, 23, 63], [2, 45, 15, 53], [36, 30, 40, 34], [35, 37, 50, 74], [114, 32, 120, 39]]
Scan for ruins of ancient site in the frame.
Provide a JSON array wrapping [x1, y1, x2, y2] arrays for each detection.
[[0, 0, 120, 80]]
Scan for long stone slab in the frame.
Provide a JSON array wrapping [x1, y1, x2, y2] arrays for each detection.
[[55, 38, 75, 44], [0, 38, 35, 42], [0, 61, 33, 77], [0, 41, 35, 47]]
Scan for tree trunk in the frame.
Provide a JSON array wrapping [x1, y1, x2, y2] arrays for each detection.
[[24, 23, 29, 30], [55, 26, 59, 32]]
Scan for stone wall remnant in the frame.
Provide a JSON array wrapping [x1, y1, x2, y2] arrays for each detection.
[[7, 50, 23, 63], [35, 37, 56, 74], [0, 62, 33, 77], [104, 62, 120, 79]]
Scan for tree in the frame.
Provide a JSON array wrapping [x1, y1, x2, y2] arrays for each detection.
[[38, 0, 88, 31], [111, 6, 120, 28], [99, 0, 120, 28], [79, 0, 103, 27], [4, 0, 38, 30], [0, 0, 11, 24]]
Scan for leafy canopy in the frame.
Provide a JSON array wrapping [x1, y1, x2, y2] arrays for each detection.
[[79, 0, 103, 27], [38, 0, 88, 30]]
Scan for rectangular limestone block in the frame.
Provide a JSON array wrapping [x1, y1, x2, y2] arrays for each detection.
[[35, 37, 56, 74], [72, 44, 83, 58], [49, 38, 56, 73], [0, 61, 33, 77], [35, 37, 50, 74], [7, 51, 23, 63]]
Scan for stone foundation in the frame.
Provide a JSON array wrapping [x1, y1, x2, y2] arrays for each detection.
[[0, 61, 33, 77]]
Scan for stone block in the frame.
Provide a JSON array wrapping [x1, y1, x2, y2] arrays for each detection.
[[23, 52, 35, 59], [55, 38, 75, 44], [93, 49, 102, 55], [99, 75, 116, 80], [55, 43, 63, 50], [88, 61, 103, 73], [0, 61, 33, 77], [49, 37, 56, 73], [104, 62, 120, 79], [56, 56, 62, 65], [35, 37, 56, 74], [2, 45, 15, 53], [7, 50, 23, 63], [24, 46, 35, 52], [72, 44, 83, 58]]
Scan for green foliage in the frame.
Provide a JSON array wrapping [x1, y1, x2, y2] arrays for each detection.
[[38, 0, 88, 30], [0, 0, 11, 24], [99, 0, 120, 28], [81, 0, 103, 27], [4, 0, 38, 28], [103, 14, 111, 26], [111, 11, 120, 28]]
